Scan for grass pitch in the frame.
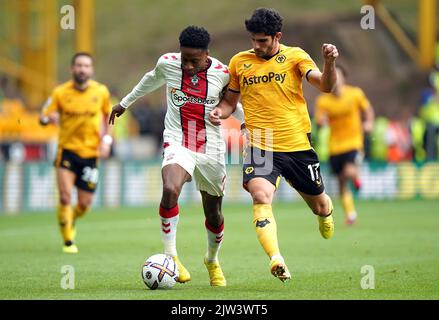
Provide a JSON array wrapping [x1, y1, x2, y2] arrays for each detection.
[[0, 199, 438, 300]]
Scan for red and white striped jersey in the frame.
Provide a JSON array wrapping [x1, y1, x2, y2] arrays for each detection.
[[120, 53, 243, 155]]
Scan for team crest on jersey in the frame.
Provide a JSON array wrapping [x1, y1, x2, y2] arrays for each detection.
[[191, 75, 199, 86], [275, 54, 286, 63]]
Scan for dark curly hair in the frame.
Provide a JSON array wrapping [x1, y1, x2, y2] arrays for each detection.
[[245, 8, 283, 36], [179, 26, 210, 50]]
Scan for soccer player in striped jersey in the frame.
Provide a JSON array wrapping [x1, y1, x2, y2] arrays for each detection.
[[109, 26, 244, 287], [209, 8, 338, 282], [315, 65, 374, 225]]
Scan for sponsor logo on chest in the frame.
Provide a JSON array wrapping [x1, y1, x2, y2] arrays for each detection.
[[170, 88, 216, 107], [242, 72, 286, 86]]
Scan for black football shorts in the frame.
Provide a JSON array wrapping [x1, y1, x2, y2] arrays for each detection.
[[55, 149, 99, 193], [243, 146, 325, 196]]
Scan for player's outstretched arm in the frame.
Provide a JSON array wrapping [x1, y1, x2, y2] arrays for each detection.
[[209, 90, 241, 126], [110, 57, 166, 126], [307, 43, 338, 93]]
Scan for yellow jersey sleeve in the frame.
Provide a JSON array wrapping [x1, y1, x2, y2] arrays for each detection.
[[42, 88, 60, 116], [355, 87, 371, 111], [101, 86, 112, 115], [228, 55, 240, 92], [296, 49, 319, 79], [314, 86, 369, 155]]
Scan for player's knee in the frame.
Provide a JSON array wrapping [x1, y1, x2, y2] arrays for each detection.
[[162, 183, 181, 201], [77, 200, 91, 211], [59, 192, 71, 206], [251, 190, 271, 204], [343, 164, 357, 178]]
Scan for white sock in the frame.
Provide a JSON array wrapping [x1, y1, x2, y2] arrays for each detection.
[[159, 205, 179, 257], [205, 220, 224, 263]]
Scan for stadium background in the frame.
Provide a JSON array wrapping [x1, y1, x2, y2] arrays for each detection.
[[0, 0, 438, 213], [0, 0, 439, 301]]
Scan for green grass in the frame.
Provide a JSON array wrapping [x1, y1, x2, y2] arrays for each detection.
[[0, 199, 438, 300]]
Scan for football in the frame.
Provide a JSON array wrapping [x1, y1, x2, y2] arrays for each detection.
[[141, 254, 179, 290]]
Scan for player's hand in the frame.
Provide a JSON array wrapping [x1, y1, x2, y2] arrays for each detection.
[[109, 104, 126, 125], [99, 142, 111, 159], [322, 43, 338, 63], [39, 112, 59, 126], [209, 107, 222, 126]]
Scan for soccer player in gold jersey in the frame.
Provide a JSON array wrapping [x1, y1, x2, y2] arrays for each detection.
[[315, 65, 374, 225], [40, 53, 112, 253], [209, 8, 338, 282]]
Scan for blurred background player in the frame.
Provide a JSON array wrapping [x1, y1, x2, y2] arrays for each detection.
[[209, 8, 338, 282], [315, 65, 375, 225], [39, 52, 112, 254], [109, 26, 244, 287]]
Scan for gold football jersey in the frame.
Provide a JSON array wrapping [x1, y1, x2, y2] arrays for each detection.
[[43, 80, 111, 158], [228, 44, 319, 152], [315, 85, 370, 155]]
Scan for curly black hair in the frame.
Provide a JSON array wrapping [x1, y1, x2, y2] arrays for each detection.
[[179, 26, 210, 50], [245, 8, 283, 36]]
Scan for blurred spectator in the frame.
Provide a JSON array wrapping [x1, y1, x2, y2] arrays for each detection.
[[385, 107, 414, 163], [370, 116, 389, 162], [420, 93, 439, 160], [0, 75, 26, 161], [430, 63, 439, 94], [410, 116, 426, 163], [420, 73, 435, 108]]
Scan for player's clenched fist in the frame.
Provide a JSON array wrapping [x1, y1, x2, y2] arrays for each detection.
[[322, 43, 338, 63], [209, 107, 223, 126]]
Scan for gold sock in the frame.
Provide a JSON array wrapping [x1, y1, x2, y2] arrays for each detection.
[[73, 204, 89, 220], [57, 205, 74, 243], [253, 204, 280, 259], [341, 191, 355, 217]]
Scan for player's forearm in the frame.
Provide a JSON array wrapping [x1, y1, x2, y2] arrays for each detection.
[[101, 115, 112, 136], [217, 90, 241, 119], [217, 100, 236, 119], [365, 106, 375, 123], [120, 70, 163, 108], [320, 62, 337, 92], [362, 106, 375, 133], [319, 43, 338, 92], [320, 61, 337, 93]]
